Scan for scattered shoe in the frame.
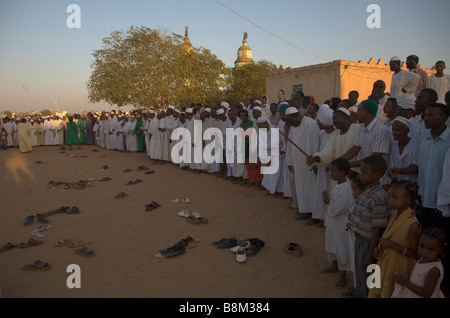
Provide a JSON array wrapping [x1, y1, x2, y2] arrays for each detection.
[[144, 170, 155, 174], [35, 160, 46, 164], [36, 214, 49, 224], [114, 192, 127, 199], [171, 198, 180, 204], [123, 168, 133, 172], [24, 215, 34, 226], [125, 179, 142, 185], [283, 242, 303, 257], [216, 238, 238, 249], [31, 230, 45, 238], [186, 216, 208, 224], [137, 165, 149, 171], [246, 238, 265, 256], [236, 247, 247, 263], [192, 211, 202, 219], [22, 259, 52, 271], [182, 198, 190, 203], [230, 240, 251, 253], [101, 165, 109, 170], [145, 201, 161, 211], [177, 209, 190, 218], [99, 177, 112, 182], [75, 246, 95, 257]]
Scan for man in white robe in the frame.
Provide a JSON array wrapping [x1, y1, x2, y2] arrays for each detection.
[[389, 56, 420, 98], [160, 109, 175, 162], [53, 117, 64, 145], [285, 107, 320, 220], [149, 112, 161, 163], [44, 117, 55, 146], [428, 61, 450, 104], [3, 118, 14, 147], [30, 120, 38, 147], [126, 115, 137, 152]]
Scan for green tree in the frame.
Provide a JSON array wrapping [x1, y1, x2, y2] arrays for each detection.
[[87, 26, 229, 108], [40, 109, 52, 116], [226, 60, 275, 105]]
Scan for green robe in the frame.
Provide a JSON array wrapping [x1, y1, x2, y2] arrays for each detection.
[[133, 120, 145, 151], [77, 118, 85, 144], [66, 122, 80, 145]]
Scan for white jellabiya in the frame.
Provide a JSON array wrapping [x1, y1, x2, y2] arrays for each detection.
[[170, 120, 280, 174]]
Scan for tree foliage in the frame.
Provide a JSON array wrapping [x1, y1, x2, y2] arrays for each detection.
[[225, 60, 276, 105], [87, 26, 229, 108]]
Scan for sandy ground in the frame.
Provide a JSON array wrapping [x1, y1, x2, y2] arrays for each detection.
[[0, 144, 351, 298]]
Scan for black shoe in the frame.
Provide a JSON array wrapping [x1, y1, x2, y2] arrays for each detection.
[[247, 238, 265, 256], [216, 238, 238, 249], [165, 246, 186, 258], [213, 238, 227, 246]]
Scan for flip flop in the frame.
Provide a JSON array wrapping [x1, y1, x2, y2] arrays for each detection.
[[31, 230, 45, 238], [123, 168, 133, 172], [75, 246, 95, 256], [22, 259, 52, 271], [20, 238, 43, 248], [37, 224, 52, 232], [0, 242, 18, 252], [144, 170, 155, 174], [182, 198, 190, 203], [24, 215, 34, 226], [137, 166, 149, 171], [177, 209, 190, 218], [230, 240, 251, 253], [171, 198, 179, 204]]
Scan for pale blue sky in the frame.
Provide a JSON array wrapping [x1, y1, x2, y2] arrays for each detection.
[[1, 0, 449, 113]]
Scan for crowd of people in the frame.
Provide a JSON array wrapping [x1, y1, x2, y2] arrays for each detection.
[[1, 56, 450, 298]]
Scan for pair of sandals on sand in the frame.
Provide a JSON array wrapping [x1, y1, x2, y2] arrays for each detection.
[[56, 238, 95, 256], [177, 210, 208, 224], [0, 238, 43, 252], [155, 236, 197, 258]]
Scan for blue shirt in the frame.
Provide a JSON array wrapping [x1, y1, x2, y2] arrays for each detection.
[[413, 127, 450, 209]]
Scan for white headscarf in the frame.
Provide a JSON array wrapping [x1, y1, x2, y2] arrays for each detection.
[[316, 104, 334, 127]]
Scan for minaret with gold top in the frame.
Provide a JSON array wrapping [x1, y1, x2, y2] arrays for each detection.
[[182, 26, 193, 52], [234, 31, 254, 68]]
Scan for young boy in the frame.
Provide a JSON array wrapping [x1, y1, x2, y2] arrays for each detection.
[[348, 155, 390, 298], [322, 158, 354, 288], [0, 127, 8, 150]]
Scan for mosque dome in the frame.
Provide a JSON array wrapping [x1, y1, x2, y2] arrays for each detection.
[[234, 32, 254, 68]]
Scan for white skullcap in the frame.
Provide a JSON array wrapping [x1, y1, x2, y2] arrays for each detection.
[[174, 108, 180, 113], [256, 117, 268, 124], [216, 109, 225, 115], [185, 108, 193, 114], [203, 107, 211, 113], [397, 94, 416, 110], [254, 100, 261, 105], [348, 106, 358, 113], [168, 105, 175, 109], [336, 107, 351, 117], [285, 107, 299, 116], [393, 116, 411, 129], [220, 101, 230, 109], [252, 106, 262, 112], [316, 105, 334, 127], [390, 56, 401, 62], [279, 102, 289, 107]]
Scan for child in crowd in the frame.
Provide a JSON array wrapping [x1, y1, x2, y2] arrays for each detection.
[[392, 227, 446, 298], [322, 158, 354, 288], [348, 155, 390, 298], [341, 176, 367, 297], [368, 180, 421, 298], [0, 128, 7, 150]]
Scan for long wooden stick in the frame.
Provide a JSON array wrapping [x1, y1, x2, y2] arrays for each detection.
[[279, 130, 309, 157]]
